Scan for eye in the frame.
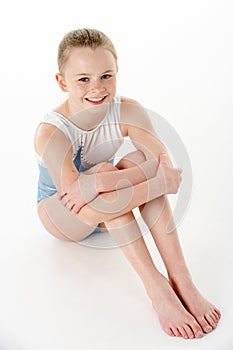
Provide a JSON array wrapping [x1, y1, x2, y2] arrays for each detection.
[[78, 77, 89, 82], [101, 74, 111, 80]]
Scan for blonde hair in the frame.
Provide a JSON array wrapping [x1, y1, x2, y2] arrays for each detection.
[[57, 28, 118, 74]]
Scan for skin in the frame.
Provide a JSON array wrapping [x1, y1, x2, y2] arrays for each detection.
[[34, 46, 221, 339]]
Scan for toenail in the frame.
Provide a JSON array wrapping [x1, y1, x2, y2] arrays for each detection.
[[196, 331, 203, 338]]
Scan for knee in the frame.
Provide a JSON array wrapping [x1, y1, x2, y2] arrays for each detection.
[[116, 150, 146, 169], [130, 150, 146, 164], [96, 161, 119, 173]]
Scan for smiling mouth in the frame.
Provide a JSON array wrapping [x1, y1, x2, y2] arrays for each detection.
[[84, 96, 107, 105]]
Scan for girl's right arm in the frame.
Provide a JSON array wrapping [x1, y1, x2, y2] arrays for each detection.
[[35, 123, 103, 211], [34, 123, 80, 191]]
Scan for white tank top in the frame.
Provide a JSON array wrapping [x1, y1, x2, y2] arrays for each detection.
[[37, 95, 124, 168]]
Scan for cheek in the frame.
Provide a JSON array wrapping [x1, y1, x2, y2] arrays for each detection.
[[105, 79, 116, 90], [72, 84, 88, 95]]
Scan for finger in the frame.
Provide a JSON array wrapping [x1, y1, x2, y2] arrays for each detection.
[[178, 167, 183, 174], [66, 201, 75, 211], [72, 203, 82, 214], [159, 153, 168, 164], [58, 192, 67, 200], [61, 195, 70, 207]]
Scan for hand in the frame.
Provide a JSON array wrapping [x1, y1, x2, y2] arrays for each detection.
[[158, 153, 182, 194], [58, 172, 98, 214]]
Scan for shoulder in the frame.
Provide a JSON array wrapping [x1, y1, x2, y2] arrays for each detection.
[[34, 121, 70, 157], [120, 96, 141, 105], [120, 96, 142, 113], [34, 122, 57, 156], [120, 96, 153, 135]]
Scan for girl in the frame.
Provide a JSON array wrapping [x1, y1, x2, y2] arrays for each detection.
[[34, 28, 221, 339]]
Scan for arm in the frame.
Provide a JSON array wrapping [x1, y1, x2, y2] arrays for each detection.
[[120, 97, 174, 165], [34, 123, 79, 190], [59, 157, 160, 212], [34, 123, 99, 209], [96, 158, 159, 192], [77, 153, 181, 220]]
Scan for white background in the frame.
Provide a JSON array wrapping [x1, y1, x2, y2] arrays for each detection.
[[0, 0, 232, 349]]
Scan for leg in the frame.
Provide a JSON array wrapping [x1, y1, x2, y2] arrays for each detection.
[[38, 152, 204, 338], [141, 197, 221, 333], [104, 210, 203, 339], [116, 152, 221, 334], [38, 194, 98, 242], [37, 162, 119, 242]]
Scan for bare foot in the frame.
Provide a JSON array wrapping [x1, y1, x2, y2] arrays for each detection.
[[148, 275, 203, 339], [170, 276, 221, 334]]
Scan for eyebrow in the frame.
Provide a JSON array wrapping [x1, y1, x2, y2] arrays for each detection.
[[75, 69, 114, 77]]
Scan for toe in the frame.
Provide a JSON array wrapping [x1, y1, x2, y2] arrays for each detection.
[[196, 316, 212, 333], [194, 330, 204, 339], [190, 321, 204, 338], [184, 324, 195, 339], [178, 326, 189, 339], [215, 308, 221, 318], [172, 327, 182, 337], [211, 310, 220, 323], [213, 310, 220, 321], [205, 314, 217, 329], [165, 327, 175, 337]]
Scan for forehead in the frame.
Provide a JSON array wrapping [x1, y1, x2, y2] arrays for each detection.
[[65, 47, 116, 75]]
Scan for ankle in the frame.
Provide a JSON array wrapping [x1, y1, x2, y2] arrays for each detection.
[[145, 273, 170, 301], [168, 273, 193, 288]]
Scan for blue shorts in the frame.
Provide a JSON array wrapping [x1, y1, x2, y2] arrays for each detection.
[[37, 146, 113, 235]]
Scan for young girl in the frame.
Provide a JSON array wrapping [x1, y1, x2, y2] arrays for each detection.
[[34, 28, 221, 339]]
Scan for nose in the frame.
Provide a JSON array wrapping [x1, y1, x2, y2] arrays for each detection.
[[90, 78, 105, 92]]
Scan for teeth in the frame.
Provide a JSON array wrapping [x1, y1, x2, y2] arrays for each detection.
[[86, 97, 105, 102]]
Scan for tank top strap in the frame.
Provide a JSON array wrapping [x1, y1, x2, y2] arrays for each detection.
[[42, 111, 73, 140]]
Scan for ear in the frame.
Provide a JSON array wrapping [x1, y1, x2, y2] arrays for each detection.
[[55, 73, 68, 92]]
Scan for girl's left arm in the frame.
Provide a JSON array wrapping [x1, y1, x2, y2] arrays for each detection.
[[120, 97, 173, 166]]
